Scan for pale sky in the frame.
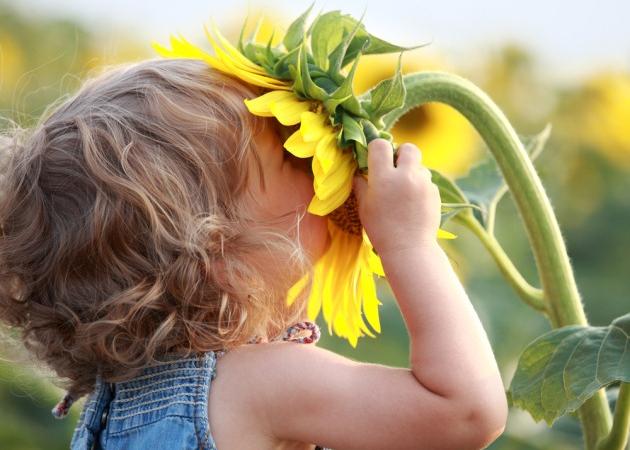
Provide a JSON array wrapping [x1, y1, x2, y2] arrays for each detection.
[[13, 0, 630, 82]]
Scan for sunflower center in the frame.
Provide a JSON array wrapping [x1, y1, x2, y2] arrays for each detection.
[[328, 191, 363, 236]]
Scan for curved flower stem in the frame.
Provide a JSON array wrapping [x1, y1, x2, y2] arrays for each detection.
[[457, 214, 547, 313], [597, 383, 630, 450], [383, 71, 613, 449]]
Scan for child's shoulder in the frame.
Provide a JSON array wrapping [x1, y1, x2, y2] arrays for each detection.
[[209, 340, 333, 449]]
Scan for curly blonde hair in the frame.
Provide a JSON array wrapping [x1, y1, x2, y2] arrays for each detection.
[[0, 58, 313, 400]]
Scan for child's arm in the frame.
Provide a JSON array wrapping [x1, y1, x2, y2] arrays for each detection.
[[213, 140, 507, 449]]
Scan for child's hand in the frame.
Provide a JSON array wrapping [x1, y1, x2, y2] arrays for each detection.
[[353, 139, 441, 256]]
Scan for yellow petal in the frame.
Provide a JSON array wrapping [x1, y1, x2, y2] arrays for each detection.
[[321, 222, 352, 331], [361, 229, 386, 277], [307, 174, 353, 215], [152, 36, 230, 72], [204, 31, 290, 89], [206, 21, 270, 75], [269, 96, 312, 125], [284, 129, 317, 157], [438, 228, 457, 239], [205, 29, 284, 83], [300, 111, 329, 142], [306, 271, 323, 320], [229, 67, 292, 90], [286, 272, 310, 306], [305, 258, 327, 322], [360, 265, 382, 333], [244, 90, 295, 117], [367, 251, 385, 277], [330, 245, 360, 338], [313, 152, 355, 201], [313, 132, 340, 174]]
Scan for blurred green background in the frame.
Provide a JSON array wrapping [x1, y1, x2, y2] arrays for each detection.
[[1, 1, 629, 449]]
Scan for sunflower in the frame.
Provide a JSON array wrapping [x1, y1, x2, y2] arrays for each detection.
[[152, 12, 456, 347]]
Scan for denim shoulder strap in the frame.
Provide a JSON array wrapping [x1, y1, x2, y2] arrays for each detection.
[[70, 352, 218, 450]]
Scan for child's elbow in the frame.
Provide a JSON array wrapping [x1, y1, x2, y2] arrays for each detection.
[[465, 394, 509, 449], [469, 419, 507, 450]]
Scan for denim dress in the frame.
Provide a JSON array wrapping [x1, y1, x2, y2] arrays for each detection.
[[67, 321, 332, 450]]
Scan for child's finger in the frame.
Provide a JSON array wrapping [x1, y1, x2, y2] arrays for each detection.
[[367, 138, 394, 177], [395, 143, 422, 168]]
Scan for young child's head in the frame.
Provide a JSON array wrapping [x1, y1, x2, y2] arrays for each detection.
[[0, 58, 326, 398]]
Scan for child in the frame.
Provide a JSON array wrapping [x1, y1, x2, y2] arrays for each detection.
[[0, 58, 508, 449]]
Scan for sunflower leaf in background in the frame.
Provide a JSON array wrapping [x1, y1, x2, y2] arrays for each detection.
[[429, 170, 475, 226], [455, 124, 551, 229], [507, 312, 630, 427]]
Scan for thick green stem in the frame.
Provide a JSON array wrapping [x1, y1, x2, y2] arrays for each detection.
[[458, 214, 547, 313], [383, 71, 613, 449], [597, 383, 630, 450]]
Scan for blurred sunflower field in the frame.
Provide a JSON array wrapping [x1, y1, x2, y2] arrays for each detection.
[[1, 3, 629, 449]]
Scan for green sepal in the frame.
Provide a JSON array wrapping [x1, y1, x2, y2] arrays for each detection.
[[340, 26, 427, 70], [327, 9, 366, 77], [308, 9, 426, 74], [273, 46, 299, 78], [297, 40, 329, 101], [239, 16, 265, 63], [323, 45, 365, 116], [355, 142, 369, 170], [283, 2, 314, 51], [314, 76, 340, 94], [310, 11, 350, 71], [237, 13, 250, 55], [360, 119, 381, 143], [289, 63, 305, 97], [341, 113, 366, 148], [364, 52, 406, 125]]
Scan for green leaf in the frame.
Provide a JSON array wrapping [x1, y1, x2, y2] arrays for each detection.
[[508, 312, 630, 426], [429, 169, 475, 223], [455, 124, 551, 228], [430, 171, 467, 204], [283, 2, 314, 51], [364, 53, 406, 124], [440, 204, 477, 226]]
